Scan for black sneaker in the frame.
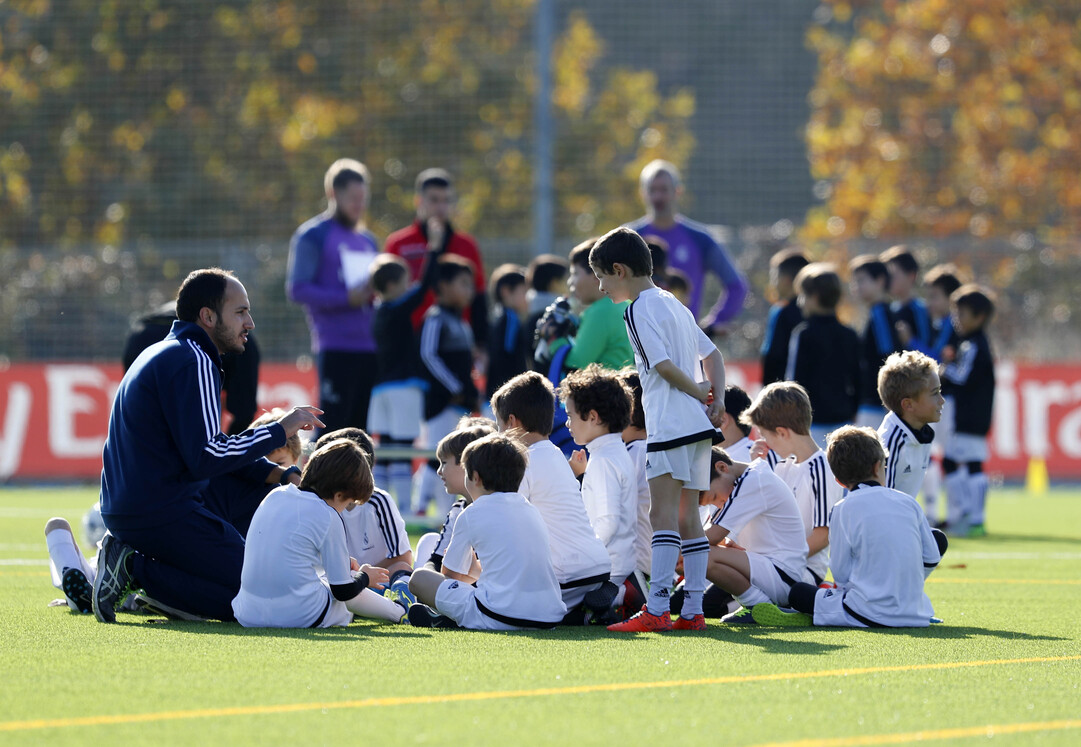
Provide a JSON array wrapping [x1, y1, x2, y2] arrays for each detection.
[[61, 567, 93, 614], [407, 604, 458, 629], [92, 533, 136, 623]]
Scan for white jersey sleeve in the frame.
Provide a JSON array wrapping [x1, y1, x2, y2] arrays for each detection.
[[320, 514, 353, 587], [581, 458, 624, 545], [710, 469, 760, 537], [367, 489, 411, 558], [624, 298, 672, 371], [441, 505, 475, 576]]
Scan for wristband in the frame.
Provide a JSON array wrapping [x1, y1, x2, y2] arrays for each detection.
[[279, 465, 301, 485]]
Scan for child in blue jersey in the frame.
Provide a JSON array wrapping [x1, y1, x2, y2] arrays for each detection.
[[849, 255, 901, 427], [761, 248, 809, 385], [881, 246, 932, 353]]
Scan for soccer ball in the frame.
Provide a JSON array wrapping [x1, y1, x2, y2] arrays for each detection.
[[82, 502, 106, 547]]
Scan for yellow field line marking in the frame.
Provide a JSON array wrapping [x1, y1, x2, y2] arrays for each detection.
[[927, 578, 1081, 585], [1, 654, 1078, 733], [750, 718, 1081, 747]]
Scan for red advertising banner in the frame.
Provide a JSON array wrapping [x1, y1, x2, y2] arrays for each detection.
[[1, 361, 1079, 481]]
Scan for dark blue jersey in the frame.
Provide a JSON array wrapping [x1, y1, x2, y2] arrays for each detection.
[[761, 298, 804, 385]]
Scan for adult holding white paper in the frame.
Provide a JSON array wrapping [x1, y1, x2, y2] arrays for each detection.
[[288, 159, 380, 434]]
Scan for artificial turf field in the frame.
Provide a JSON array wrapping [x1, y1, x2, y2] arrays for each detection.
[[1, 487, 1079, 746]]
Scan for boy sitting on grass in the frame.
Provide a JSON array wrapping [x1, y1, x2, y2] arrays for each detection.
[[408, 433, 567, 629], [876, 351, 944, 500], [232, 440, 393, 628], [752, 426, 947, 628]]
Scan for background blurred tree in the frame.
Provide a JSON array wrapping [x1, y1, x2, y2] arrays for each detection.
[[0, 0, 693, 250], [801, 0, 1081, 244]]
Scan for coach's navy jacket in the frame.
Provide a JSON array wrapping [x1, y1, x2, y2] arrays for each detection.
[[100, 321, 285, 531]]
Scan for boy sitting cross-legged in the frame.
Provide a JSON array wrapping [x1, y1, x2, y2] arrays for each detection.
[[408, 433, 568, 629], [752, 426, 947, 628], [231, 440, 393, 628], [491, 371, 614, 624]]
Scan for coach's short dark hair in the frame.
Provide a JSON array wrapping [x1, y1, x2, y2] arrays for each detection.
[[370, 254, 410, 294], [826, 426, 886, 489], [491, 371, 556, 436], [435, 255, 475, 286], [794, 262, 842, 310], [617, 369, 645, 431], [880, 245, 920, 276], [176, 268, 236, 323], [589, 227, 653, 277], [315, 427, 375, 465], [849, 254, 890, 288], [324, 159, 370, 195], [952, 284, 995, 321], [300, 440, 374, 504], [461, 433, 528, 493], [559, 364, 632, 433], [490, 264, 527, 304], [415, 168, 452, 193], [527, 254, 569, 292], [568, 238, 599, 271], [724, 385, 753, 437], [925, 264, 963, 297], [437, 425, 497, 463], [770, 248, 810, 281]]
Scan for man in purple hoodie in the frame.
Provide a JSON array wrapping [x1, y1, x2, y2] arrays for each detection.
[[288, 159, 381, 434], [626, 160, 749, 336]]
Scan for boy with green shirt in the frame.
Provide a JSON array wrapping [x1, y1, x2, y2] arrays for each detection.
[[562, 238, 634, 371]]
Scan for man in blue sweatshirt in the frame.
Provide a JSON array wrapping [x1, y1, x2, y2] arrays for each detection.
[[93, 269, 324, 623]]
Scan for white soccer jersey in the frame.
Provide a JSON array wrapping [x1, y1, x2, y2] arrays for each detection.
[[772, 449, 845, 582], [232, 484, 354, 628], [710, 459, 809, 581], [579, 433, 638, 582], [826, 483, 941, 627], [724, 435, 754, 464], [340, 487, 411, 567], [429, 496, 470, 566], [442, 491, 567, 624], [878, 411, 935, 499], [519, 439, 610, 584], [624, 287, 717, 452], [625, 439, 653, 574]]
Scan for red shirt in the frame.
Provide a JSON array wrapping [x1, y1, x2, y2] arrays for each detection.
[[384, 221, 487, 331]]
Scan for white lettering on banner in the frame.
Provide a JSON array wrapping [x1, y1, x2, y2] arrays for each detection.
[[1059, 404, 1081, 459], [45, 365, 111, 459], [993, 361, 1019, 459], [1020, 379, 1079, 459], [0, 383, 32, 479]]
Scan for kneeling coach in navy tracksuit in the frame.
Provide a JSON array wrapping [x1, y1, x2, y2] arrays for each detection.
[[93, 268, 324, 623]]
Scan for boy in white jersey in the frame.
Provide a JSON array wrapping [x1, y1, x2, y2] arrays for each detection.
[[703, 449, 811, 624], [617, 369, 653, 583], [491, 371, 614, 623], [752, 426, 947, 628], [232, 440, 393, 627], [408, 433, 567, 629], [876, 351, 944, 503], [589, 228, 726, 632], [743, 382, 844, 586], [718, 385, 755, 463]]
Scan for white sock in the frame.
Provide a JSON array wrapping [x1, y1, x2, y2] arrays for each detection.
[[345, 587, 407, 622], [388, 461, 414, 514], [921, 460, 941, 522], [944, 466, 969, 527], [46, 525, 93, 589], [680, 538, 710, 617], [646, 531, 681, 615], [414, 532, 440, 568], [736, 585, 770, 608], [968, 470, 988, 525], [413, 465, 440, 515]]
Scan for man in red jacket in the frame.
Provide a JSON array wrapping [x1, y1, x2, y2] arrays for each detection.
[[384, 169, 489, 353]]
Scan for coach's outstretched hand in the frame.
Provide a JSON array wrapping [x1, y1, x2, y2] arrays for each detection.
[[277, 406, 325, 437]]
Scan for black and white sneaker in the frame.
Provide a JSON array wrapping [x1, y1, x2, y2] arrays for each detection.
[[407, 604, 459, 629], [61, 567, 94, 614], [92, 533, 136, 623]]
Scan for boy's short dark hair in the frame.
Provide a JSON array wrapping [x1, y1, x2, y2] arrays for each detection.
[[415, 167, 452, 193], [589, 227, 653, 277], [314, 427, 375, 465], [490, 264, 527, 304], [370, 254, 410, 294], [646, 239, 669, 276], [435, 255, 475, 286], [924, 263, 963, 297], [724, 385, 753, 437], [250, 409, 301, 462], [849, 254, 890, 288], [436, 425, 497, 463], [826, 425, 886, 489], [568, 238, 599, 271], [877, 351, 938, 415], [794, 262, 842, 310], [951, 283, 995, 321], [300, 440, 374, 504], [666, 269, 690, 296], [770, 248, 811, 281], [880, 245, 920, 276], [710, 445, 734, 473], [460, 433, 528, 493], [617, 369, 645, 430], [526, 254, 569, 293], [491, 371, 556, 436], [324, 159, 371, 195], [176, 268, 235, 323], [741, 381, 812, 436], [559, 364, 632, 433]]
